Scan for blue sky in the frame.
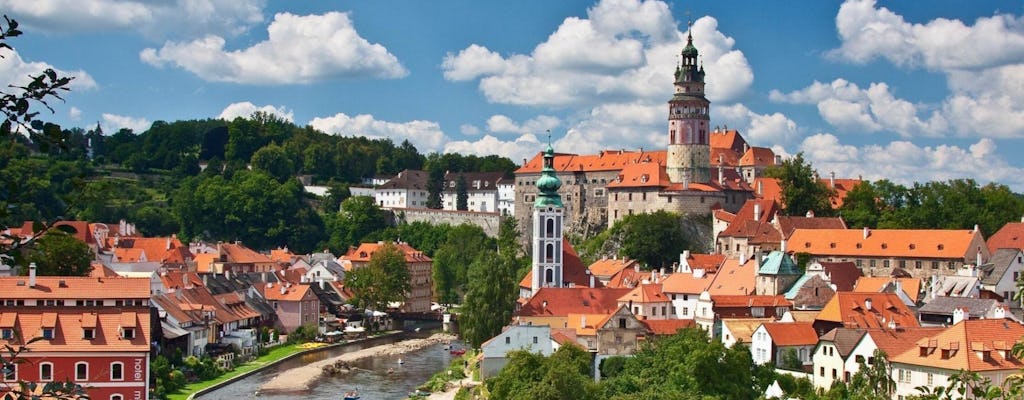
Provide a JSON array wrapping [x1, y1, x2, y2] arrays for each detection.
[[3, 0, 1024, 190]]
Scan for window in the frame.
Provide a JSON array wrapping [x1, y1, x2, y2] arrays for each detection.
[[532, 336, 538, 344], [899, 260, 906, 268], [751, 307, 765, 317], [42, 328, 54, 339], [0, 329, 11, 340], [111, 395, 124, 400], [39, 363, 52, 382], [870, 260, 876, 268], [855, 355, 865, 363], [915, 261, 922, 269], [819, 367, 825, 377], [682, 307, 689, 316], [618, 318, 627, 329], [110, 362, 124, 381], [932, 261, 939, 269], [2, 363, 15, 381], [927, 373, 933, 386], [75, 362, 88, 381], [883, 260, 890, 268], [83, 328, 95, 340], [505, 337, 510, 344]]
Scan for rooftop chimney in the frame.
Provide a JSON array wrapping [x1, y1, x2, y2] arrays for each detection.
[[952, 307, 967, 325], [864, 298, 872, 311], [28, 262, 36, 288], [806, 210, 814, 218], [863, 227, 870, 239], [829, 171, 835, 189], [757, 180, 763, 195], [753, 203, 762, 221], [780, 239, 787, 253]]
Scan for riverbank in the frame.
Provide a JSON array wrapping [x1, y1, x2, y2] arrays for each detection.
[[168, 342, 312, 400], [259, 332, 458, 393]]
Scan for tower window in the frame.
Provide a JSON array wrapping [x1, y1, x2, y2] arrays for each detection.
[[546, 243, 555, 262], [544, 268, 554, 285], [546, 218, 555, 238]]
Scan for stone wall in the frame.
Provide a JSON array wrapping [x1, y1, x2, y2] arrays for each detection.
[[394, 208, 502, 237]]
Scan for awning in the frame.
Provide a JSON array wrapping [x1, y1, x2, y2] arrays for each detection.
[[161, 321, 190, 339]]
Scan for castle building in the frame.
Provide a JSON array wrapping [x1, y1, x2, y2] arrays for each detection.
[[514, 26, 775, 238]]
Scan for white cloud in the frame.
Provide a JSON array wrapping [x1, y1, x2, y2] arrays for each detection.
[[68, 106, 82, 121], [217, 102, 294, 122], [101, 113, 151, 133], [141, 12, 407, 84], [308, 113, 447, 153], [712, 103, 799, 145], [829, 0, 1024, 71], [459, 124, 481, 136], [444, 133, 542, 164], [441, 0, 753, 107], [795, 133, 1024, 191], [485, 115, 561, 136], [0, 0, 265, 40], [0, 48, 97, 91]]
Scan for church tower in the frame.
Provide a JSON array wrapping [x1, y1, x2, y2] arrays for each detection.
[[666, 23, 711, 185], [531, 142, 565, 294]]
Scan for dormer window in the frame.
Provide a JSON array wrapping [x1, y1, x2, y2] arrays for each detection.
[[82, 328, 95, 340], [42, 328, 54, 340], [122, 328, 135, 340], [0, 329, 12, 340]]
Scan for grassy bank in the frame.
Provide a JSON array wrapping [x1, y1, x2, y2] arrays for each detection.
[[167, 343, 315, 400]]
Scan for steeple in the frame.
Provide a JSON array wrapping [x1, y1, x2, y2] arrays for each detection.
[[534, 139, 563, 208], [666, 19, 711, 184], [530, 138, 565, 296]]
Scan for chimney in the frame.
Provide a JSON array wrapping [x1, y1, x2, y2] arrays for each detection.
[[974, 224, 979, 233], [780, 240, 787, 253], [864, 298, 873, 311], [994, 305, 1007, 320], [28, 262, 36, 288], [280, 285, 287, 295], [739, 250, 748, 265], [829, 171, 835, 189], [977, 247, 983, 267], [894, 279, 904, 297], [757, 180, 763, 195], [952, 307, 967, 325], [753, 203, 762, 221], [863, 227, 870, 239], [805, 210, 814, 218], [589, 273, 595, 288], [718, 165, 724, 184], [581, 315, 587, 328]]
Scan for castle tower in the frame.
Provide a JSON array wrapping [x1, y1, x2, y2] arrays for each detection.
[[666, 23, 711, 184], [531, 142, 565, 294]]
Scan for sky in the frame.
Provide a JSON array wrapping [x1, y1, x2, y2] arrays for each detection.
[[3, 0, 1024, 190]]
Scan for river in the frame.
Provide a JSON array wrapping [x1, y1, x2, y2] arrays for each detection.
[[198, 332, 464, 400]]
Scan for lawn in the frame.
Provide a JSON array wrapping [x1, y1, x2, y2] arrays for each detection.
[[167, 343, 311, 400]]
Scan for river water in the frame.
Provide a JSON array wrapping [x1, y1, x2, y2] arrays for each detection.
[[198, 332, 464, 400]]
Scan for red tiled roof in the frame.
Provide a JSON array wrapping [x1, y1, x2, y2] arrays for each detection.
[[708, 258, 757, 295], [709, 129, 747, 155], [825, 178, 862, 208], [890, 320, 1024, 372], [618, 283, 668, 304], [854, 277, 921, 301], [662, 271, 715, 294], [816, 292, 919, 329], [987, 222, 1024, 253], [685, 253, 725, 273], [762, 322, 818, 346], [517, 287, 633, 317], [738, 147, 776, 167], [788, 228, 984, 259], [221, 242, 274, 264], [713, 295, 791, 308], [606, 162, 671, 189], [516, 150, 668, 174], [518, 239, 597, 289], [259, 282, 314, 302], [818, 261, 862, 292], [0, 277, 150, 300], [113, 247, 146, 262], [713, 209, 736, 224], [587, 257, 639, 278], [775, 216, 847, 238], [752, 177, 783, 203], [865, 326, 945, 360], [343, 242, 432, 263], [88, 262, 120, 278], [603, 267, 648, 289], [0, 309, 150, 352], [642, 319, 695, 335]]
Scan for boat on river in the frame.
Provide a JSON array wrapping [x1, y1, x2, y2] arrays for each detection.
[[449, 348, 466, 355], [342, 389, 360, 400]]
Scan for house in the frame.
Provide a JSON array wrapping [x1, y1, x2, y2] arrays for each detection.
[[258, 282, 320, 334], [0, 272, 152, 400], [587, 256, 640, 286], [194, 242, 277, 274], [617, 283, 673, 320], [303, 256, 346, 284], [979, 248, 1024, 307], [596, 306, 647, 357], [441, 171, 507, 213], [662, 264, 717, 320], [813, 292, 919, 335], [784, 261, 862, 310], [812, 325, 945, 390], [518, 238, 597, 298], [755, 250, 801, 296], [812, 328, 867, 389], [102, 235, 193, 272], [707, 256, 758, 296], [374, 169, 429, 209], [985, 219, 1024, 253], [927, 269, 981, 300], [917, 297, 1009, 326], [695, 293, 792, 334], [515, 287, 632, 329], [716, 199, 779, 259], [853, 276, 921, 306], [152, 291, 214, 358], [721, 318, 773, 348], [341, 241, 433, 313], [889, 319, 1024, 399], [480, 324, 556, 379], [787, 227, 990, 279], [497, 178, 516, 217], [750, 322, 818, 369]]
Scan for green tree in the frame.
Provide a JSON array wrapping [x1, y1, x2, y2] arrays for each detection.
[[343, 242, 410, 312], [426, 166, 444, 209], [839, 180, 882, 228], [456, 174, 468, 211], [431, 224, 491, 305], [616, 210, 689, 269], [324, 196, 388, 252], [250, 143, 295, 182], [765, 152, 835, 217], [487, 345, 597, 400], [460, 248, 518, 348], [23, 230, 92, 276], [848, 349, 895, 400], [780, 347, 803, 371]]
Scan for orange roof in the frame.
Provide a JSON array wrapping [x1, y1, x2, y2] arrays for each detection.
[[114, 236, 189, 263], [516, 149, 668, 174], [618, 283, 669, 304], [661, 271, 715, 294], [88, 262, 120, 278], [0, 309, 150, 352], [603, 267, 648, 289], [113, 247, 146, 262], [587, 257, 639, 278], [719, 199, 780, 240], [864, 326, 945, 360], [713, 209, 736, 224], [642, 319, 695, 335], [987, 222, 1024, 253], [221, 242, 274, 264], [723, 318, 774, 344], [270, 247, 297, 263], [710, 147, 741, 168], [752, 177, 783, 203], [709, 129, 747, 155], [606, 162, 670, 189], [0, 277, 150, 299], [194, 253, 217, 273], [260, 282, 314, 302], [825, 178, 862, 208], [517, 287, 633, 317], [762, 322, 818, 346], [738, 147, 776, 167], [342, 242, 432, 263], [816, 292, 919, 329], [788, 228, 984, 259], [685, 253, 725, 273], [160, 270, 204, 290], [708, 258, 757, 295], [890, 319, 1024, 372], [566, 313, 610, 336], [713, 295, 791, 308], [854, 277, 921, 301]]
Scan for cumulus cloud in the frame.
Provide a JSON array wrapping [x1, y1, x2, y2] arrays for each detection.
[[68, 106, 82, 121], [485, 115, 561, 136], [444, 133, 543, 164], [217, 102, 294, 122], [309, 113, 447, 153], [441, 0, 753, 107], [795, 133, 1024, 190], [459, 124, 481, 136], [0, 0, 265, 40], [712, 104, 799, 145], [141, 12, 407, 84], [102, 113, 151, 133], [0, 48, 97, 91], [829, 0, 1024, 71]]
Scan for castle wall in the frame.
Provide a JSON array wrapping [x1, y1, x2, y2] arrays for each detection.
[[395, 208, 501, 237]]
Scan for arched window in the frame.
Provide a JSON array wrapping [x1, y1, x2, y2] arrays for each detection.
[[39, 362, 53, 381], [546, 218, 555, 238], [545, 243, 554, 262], [75, 361, 88, 381], [111, 395, 124, 400], [1, 363, 15, 381], [110, 361, 124, 381], [544, 268, 554, 285]]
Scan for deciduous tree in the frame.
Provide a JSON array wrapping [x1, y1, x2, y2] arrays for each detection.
[[343, 242, 410, 312], [766, 153, 835, 217]]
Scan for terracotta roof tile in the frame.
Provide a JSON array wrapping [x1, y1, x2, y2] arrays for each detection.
[[762, 322, 818, 346], [816, 292, 919, 329], [606, 162, 670, 189], [709, 129, 747, 155], [0, 277, 150, 300], [517, 287, 633, 317], [516, 150, 668, 174], [259, 282, 314, 302], [713, 295, 791, 308], [708, 258, 757, 295], [0, 308, 150, 352], [775, 216, 847, 238], [854, 277, 921, 301], [518, 239, 600, 290], [662, 271, 715, 294], [788, 228, 985, 259], [890, 319, 1024, 372], [618, 283, 669, 304], [738, 147, 776, 167], [587, 258, 639, 278], [723, 318, 774, 344], [987, 222, 1024, 253], [642, 319, 695, 335], [221, 243, 273, 264], [342, 242, 432, 263], [752, 177, 783, 203]]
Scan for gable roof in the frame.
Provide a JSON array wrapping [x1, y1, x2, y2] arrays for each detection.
[[343, 241, 432, 263], [518, 239, 597, 289], [709, 129, 747, 155], [818, 328, 868, 358], [220, 242, 274, 264], [987, 222, 1024, 253], [606, 162, 670, 189], [738, 147, 776, 167], [890, 319, 1024, 372], [918, 297, 998, 318], [788, 228, 983, 259], [378, 169, 428, 190], [516, 149, 669, 175], [683, 253, 725, 273], [751, 177, 783, 203], [517, 287, 633, 317], [0, 276, 150, 300], [762, 322, 818, 346], [775, 216, 847, 238], [758, 251, 800, 275], [662, 271, 716, 294], [258, 282, 314, 302], [819, 262, 862, 292], [816, 292, 919, 329], [854, 277, 921, 301], [0, 309, 150, 353], [708, 258, 757, 295], [713, 295, 791, 308], [618, 283, 669, 304], [588, 257, 639, 278], [642, 319, 696, 335], [981, 248, 1021, 285], [722, 318, 774, 345]]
